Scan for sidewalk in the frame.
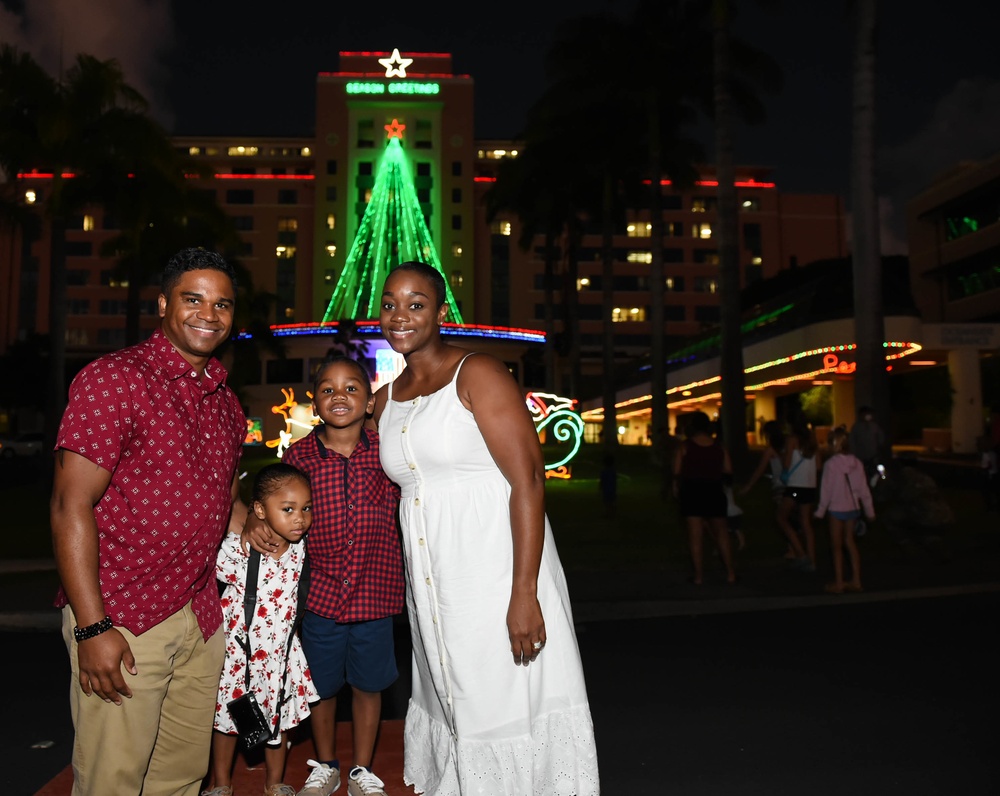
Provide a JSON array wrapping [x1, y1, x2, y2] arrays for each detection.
[[6, 514, 1000, 632]]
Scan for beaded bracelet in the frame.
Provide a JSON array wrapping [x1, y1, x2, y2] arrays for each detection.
[[73, 616, 113, 642]]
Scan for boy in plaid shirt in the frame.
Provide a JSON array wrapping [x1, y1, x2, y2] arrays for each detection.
[[247, 355, 403, 796]]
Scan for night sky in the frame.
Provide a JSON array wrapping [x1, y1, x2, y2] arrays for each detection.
[[2, 0, 998, 251]]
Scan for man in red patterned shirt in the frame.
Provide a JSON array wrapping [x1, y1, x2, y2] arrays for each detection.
[[252, 355, 403, 796], [50, 248, 248, 796]]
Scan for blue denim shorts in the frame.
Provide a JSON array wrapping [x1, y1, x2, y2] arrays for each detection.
[[301, 612, 398, 698], [830, 509, 862, 521]]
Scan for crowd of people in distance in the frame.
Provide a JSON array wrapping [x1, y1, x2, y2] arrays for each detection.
[[671, 407, 878, 594]]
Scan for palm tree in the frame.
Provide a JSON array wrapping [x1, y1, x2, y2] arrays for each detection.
[[850, 0, 889, 444], [709, 0, 782, 465], [0, 48, 153, 460]]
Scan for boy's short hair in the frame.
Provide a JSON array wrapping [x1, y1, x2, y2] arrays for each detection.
[[161, 248, 236, 297], [312, 354, 373, 397]]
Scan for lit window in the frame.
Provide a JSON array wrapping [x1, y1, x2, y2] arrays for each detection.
[[751, 256, 762, 265], [188, 146, 200, 156], [25, 190, 36, 204], [326, 214, 336, 230], [364, 189, 372, 203], [301, 147, 311, 157], [577, 277, 591, 291], [627, 251, 652, 264], [205, 147, 219, 156], [612, 307, 645, 322], [627, 222, 652, 238], [277, 217, 298, 231], [665, 277, 674, 290], [451, 244, 463, 257], [490, 220, 511, 236], [692, 198, 707, 213], [324, 269, 336, 283], [228, 146, 259, 157], [450, 270, 464, 288], [83, 215, 95, 231], [326, 243, 337, 257], [276, 246, 297, 259], [284, 307, 295, 318], [693, 223, 712, 239]]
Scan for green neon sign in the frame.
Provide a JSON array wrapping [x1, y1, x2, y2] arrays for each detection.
[[346, 81, 440, 95]]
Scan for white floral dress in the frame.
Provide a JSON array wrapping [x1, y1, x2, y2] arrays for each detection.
[[214, 534, 318, 738]]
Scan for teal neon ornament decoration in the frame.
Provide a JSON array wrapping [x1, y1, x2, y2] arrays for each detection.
[[525, 392, 584, 473]]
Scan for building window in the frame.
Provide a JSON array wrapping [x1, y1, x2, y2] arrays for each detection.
[[226, 189, 254, 205], [693, 249, 719, 265], [693, 223, 712, 239], [695, 305, 721, 324], [450, 270, 464, 287], [626, 251, 652, 264], [662, 195, 683, 210], [694, 277, 719, 293], [326, 242, 337, 258], [324, 268, 336, 284], [67, 299, 90, 314], [227, 146, 259, 157], [67, 269, 89, 285], [666, 276, 685, 291], [490, 220, 511, 236], [451, 244, 463, 257], [66, 241, 93, 257], [416, 162, 431, 177], [278, 189, 297, 204], [358, 162, 373, 176], [612, 307, 646, 322], [452, 214, 462, 231], [692, 197, 718, 213], [232, 215, 254, 231], [277, 217, 298, 232], [276, 245, 297, 259], [326, 213, 336, 230], [326, 186, 337, 201], [326, 159, 337, 175], [741, 197, 761, 211], [743, 222, 762, 255], [627, 222, 652, 238], [239, 242, 253, 256], [452, 188, 461, 203], [417, 188, 430, 203], [415, 119, 432, 149], [577, 277, 591, 291], [358, 120, 375, 148], [82, 215, 95, 231], [452, 161, 462, 176]]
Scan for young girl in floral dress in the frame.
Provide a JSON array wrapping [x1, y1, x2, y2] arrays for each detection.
[[202, 464, 319, 796]]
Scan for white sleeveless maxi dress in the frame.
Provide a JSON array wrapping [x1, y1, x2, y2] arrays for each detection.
[[379, 356, 600, 795]]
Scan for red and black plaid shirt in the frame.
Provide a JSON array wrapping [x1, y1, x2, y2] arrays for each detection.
[[283, 427, 404, 622]]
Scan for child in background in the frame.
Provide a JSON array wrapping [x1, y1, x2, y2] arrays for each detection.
[[815, 427, 874, 594], [250, 355, 404, 796], [204, 463, 318, 796]]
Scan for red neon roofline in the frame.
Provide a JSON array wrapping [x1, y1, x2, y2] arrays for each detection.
[[339, 51, 451, 58], [320, 71, 464, 79]]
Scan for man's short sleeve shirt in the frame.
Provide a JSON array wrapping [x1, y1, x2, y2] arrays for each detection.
[[283, 427, 403, 622], [55, 329, 245, 639]]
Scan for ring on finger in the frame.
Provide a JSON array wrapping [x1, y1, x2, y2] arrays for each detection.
[[532, 640, 544, 651]]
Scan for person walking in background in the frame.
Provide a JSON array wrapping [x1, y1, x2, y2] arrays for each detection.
[[204, 464, 318, 796], [778, 419, 821, 572], [374, 262, 599, 795], [740, 421, 810, 565], [815, 427, 875, 594], [849, 405, 885, 480], [247, 356, 405, 796], [673, 411, 736, 585], [50, 248, 247, 796]]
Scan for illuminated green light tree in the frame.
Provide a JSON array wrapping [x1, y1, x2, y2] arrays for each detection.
[[322, 129, 464, 323]]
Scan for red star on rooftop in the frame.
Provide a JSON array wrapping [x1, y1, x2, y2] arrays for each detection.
[[385, 118, 405, 139]]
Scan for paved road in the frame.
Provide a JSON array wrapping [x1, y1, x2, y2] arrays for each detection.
[[7, 591, 997, 795]]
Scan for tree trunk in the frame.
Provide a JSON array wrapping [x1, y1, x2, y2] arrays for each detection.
[[713, 2, 749, 464], [647, 91, 668, 467], [542, 229, 558, 390], [601, 173, 619, 458], [44, 211, 68, 486], [851, 0, 889, 445], [565, 224, 582, 399]]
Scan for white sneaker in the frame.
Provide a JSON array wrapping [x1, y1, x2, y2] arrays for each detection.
[[347, 766, 387, 796], [297, 759, 341, 796]]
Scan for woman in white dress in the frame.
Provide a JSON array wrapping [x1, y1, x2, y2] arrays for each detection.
[[373, 262, 600, 795]]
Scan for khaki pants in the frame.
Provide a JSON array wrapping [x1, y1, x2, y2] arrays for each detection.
[[62, 602, 225, 796]]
